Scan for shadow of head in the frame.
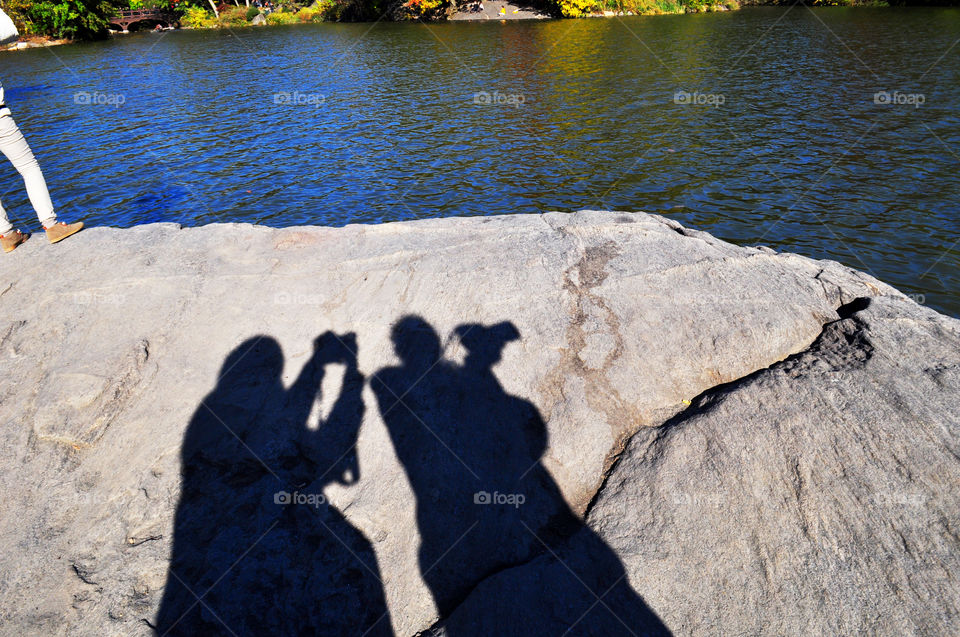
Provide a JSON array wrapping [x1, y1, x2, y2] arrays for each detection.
[[314, 330, 359, 366], [391, 315, 442, 369], [182, 336, 289, 466], [455, 321, 520, 368], [217, 336, 284, 392]]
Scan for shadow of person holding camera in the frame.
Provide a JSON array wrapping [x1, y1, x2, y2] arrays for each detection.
[[371, 316, 669, 636], [156, 333, 392, 636]]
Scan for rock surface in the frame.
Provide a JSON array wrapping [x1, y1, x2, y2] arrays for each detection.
[[449, 0, 551, 20], [440, 295, 960, 636], [0, 211, 955, 635]]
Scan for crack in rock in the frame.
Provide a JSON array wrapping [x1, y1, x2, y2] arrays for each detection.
[[583, 297, 875, 520], [540, 241, 640, 504]]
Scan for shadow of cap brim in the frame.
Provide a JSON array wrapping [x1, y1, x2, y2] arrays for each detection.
[[455, 322, 521, 352]]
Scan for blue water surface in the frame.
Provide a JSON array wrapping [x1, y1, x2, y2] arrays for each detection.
[[1, 7, 958, 315]]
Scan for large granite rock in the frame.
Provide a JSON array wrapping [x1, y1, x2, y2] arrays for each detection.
[[0, 211, 954, 635], [439, 295, 960, 636], [584, 294, 960, 635]]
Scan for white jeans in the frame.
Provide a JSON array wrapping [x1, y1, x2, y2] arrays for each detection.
[[0, 107, 56, 234]]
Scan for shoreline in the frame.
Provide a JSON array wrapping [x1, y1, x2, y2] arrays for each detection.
[[448, 0, 736, 20], [3, 36, 71, 51], [3, 3, 932, 44]]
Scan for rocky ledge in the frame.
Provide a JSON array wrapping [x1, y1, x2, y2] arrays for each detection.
[[0, 211, 956, 636]]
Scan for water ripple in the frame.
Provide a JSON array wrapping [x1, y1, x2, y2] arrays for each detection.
[[0, 7, 957, 314]]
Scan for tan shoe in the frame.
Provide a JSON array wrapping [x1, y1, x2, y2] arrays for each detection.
[[1, 229, 29, 253], [45, 221, 84, 244]]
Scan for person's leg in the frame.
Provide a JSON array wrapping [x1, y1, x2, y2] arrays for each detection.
[[0, 111, 14, 234], [0, 108, 57, 230], [0, 196, 13, 235]]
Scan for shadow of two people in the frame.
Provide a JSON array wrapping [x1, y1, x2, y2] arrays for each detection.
[[155, 317, 669, 636], [155, 332, 391, 636]]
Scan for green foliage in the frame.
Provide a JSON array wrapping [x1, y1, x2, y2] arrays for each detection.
[[265, 8, 298, 23], [181, 4, 216, 26], [739, 0, 887, 3], [1, 0, 918, 41], [6, 0, 120, 39], [309, 0, 357, 19], [4, 0, 37, 32], [649, 0, 683, 11], [557, 0, 599, 16], [296, 6, 322, 20], [807, 0, 865, 4], [556, 0, 738, 16], [311, 0, 338, 16], [218, 5, 249, 24], [392, 0, 448, 19], [320, 0, 390, 21]]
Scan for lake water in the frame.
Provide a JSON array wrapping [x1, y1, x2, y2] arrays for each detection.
[[1, 7, 958, 315]]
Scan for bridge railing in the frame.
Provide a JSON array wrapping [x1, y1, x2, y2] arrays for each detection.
[[113, 8, 182, 20]]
